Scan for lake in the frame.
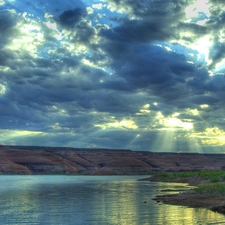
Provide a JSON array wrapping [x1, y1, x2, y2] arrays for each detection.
[[0, 175, 224, 225]]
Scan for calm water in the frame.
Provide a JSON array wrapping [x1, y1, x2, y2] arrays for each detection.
[[0, 175, 224, 225]]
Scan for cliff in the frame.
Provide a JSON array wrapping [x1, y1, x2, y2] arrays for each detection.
[[0, 145, 225, 174]]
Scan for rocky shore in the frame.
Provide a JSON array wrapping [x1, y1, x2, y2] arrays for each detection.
[[1, 145, 225, 175], [145, 176, 225, 215]]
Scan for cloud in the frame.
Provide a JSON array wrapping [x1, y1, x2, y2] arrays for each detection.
[[0, 0, 5, 6], [178, 22, 208, 37], [101, 18, 173, 43], [1, 0, 225, 152], [0, 9, 18, 46], [106, 0, 190, 17], [98, 38, 211, 110], [100, 0, 191, 44], [104, 0, 223, 73], [185, 127, 225, 147], [209, 42, 225, 67], [57, 8, 86, 28]]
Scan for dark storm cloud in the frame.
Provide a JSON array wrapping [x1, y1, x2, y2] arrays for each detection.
[[98, 18, 222, 115], [96, 0, 225, 117], [0, 10, 17, 45], [101, 2, 187, 43], [4, 70, 103, 107], [188, 95, 219, 105], [100, 77, 134, 92], [1, 47, 107, 93], [97, 5, 210, 107], [101, 19, 173, 43], [209, 42, 225, 67], [100, 40, 203, 92], [0, 10, 16, 30], [56, 8, 96, 47], [88, 91, 147, 114], [204, 75, 225, 92], [0, 49, 17, 67], [0, 95, 48, 130], [178, 112, 203, 122], [71, 20, 96, 45], [178, 23, 208, 36], [57, 8, 86, 28], [104, 0, 224, 72], [101, 0, 196, 45]]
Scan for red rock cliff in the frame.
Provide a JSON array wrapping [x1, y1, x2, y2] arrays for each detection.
[[0, 146, 225, 174]]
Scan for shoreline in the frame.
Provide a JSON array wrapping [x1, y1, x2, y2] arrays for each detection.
[[143, 176, 225, 214]]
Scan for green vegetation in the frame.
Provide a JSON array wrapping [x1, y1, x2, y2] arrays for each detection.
[[153, 170, 225, 182], [153, 170, 225, 196], [194, 183, 225, 196]]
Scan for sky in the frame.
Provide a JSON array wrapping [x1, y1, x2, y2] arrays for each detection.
[[1, 0, 225, 153]]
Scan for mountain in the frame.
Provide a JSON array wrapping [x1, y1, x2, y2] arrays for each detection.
[[0, 145, 224, 174]]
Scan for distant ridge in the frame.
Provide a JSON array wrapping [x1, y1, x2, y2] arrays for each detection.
[[5, 145, 132, 152], [0, 145, 224, 175], [5, 145, 201, 154]]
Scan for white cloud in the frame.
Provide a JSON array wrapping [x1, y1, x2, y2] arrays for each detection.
[[92, 3, 103, 9], [86, 7, 94, 14], [187, 127, 225, 146], [95, 118, 138, 130], [0, 0, 5, 6], [185, 0, 212, 19], [0, 83, 6, 95], [6, 15, 44, 55], [154, 112, 193, 130]]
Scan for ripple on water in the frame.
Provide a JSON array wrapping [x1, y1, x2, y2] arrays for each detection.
[[0, 175, 224, 225]]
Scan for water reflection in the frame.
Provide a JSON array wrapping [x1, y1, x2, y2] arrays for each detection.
[[0, 176, 224, 225], [91, 181, 146, 225]]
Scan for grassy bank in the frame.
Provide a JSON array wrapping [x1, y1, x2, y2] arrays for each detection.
[[153, 170, 225, 196], [195, 183, 225, 196]]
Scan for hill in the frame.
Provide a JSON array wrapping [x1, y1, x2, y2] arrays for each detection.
[[0, 145, 224, 174]]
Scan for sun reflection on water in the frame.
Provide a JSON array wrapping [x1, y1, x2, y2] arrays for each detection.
[[0, 176, 224, 225]]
